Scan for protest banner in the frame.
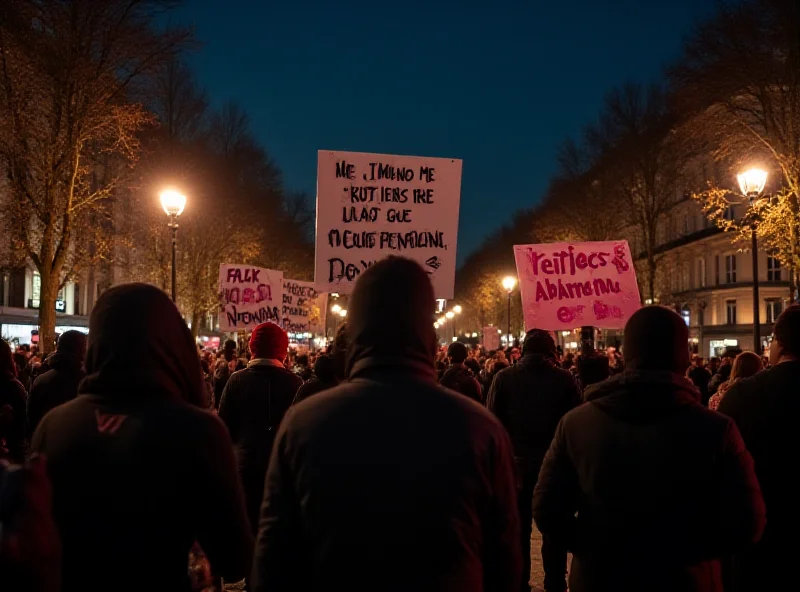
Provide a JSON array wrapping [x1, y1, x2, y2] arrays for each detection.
[[513, 240, 641, 331], [483, 327, 501, 351], [218, 264, 283, 332], [315, 150, 463, 299], [282, 279, 328, 335]]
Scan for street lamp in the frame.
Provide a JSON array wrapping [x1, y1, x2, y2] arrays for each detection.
[[738, 167, 768, 353], [502, 276, 517, 347], [160, 189, 187, 302], [339, 309, 347, 318], [331, 304, 342, 336]]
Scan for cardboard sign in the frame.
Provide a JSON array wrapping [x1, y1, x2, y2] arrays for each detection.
[[218, 264, 283, 332], [483, 327, 501, 351], [282, 279, 328, 335], [513, 240, 641, 330], [315, 150, 463, 299]]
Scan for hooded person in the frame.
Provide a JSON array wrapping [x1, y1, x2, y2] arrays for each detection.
[[533, 306, 765, 592], [27, 330, 88, 436], [218, 321, 302, 534], [251, 256, 521, 592], [30, 283, 253, 592], [486, 329, 581, 592]]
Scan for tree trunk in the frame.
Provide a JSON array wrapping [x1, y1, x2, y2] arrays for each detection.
[[38, 269, 60, 354], [190, 309, 201, 340], [647, 256, 656, 304]]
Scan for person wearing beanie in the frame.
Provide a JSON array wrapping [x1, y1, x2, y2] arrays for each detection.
[[27, 330, 88, 436], [219, 321, 302, 534], [533, 306, 765, 592], [718, 304, 800, 591], [439, 341, 483, 403], [252, 256, 520, 592], [487, 328, 580, 592]]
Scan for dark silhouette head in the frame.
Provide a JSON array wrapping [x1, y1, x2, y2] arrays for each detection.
[[56, 330, 87, 362], [80, 283, 206, 406], [623, 306, 690, 373], [447, 342, 468, 364], [0, 340, 17, 380], [346, 257, 437, 375], [313, 354, 337, 384], [578, 354, 611, 389], [522, 329, 557, 360]]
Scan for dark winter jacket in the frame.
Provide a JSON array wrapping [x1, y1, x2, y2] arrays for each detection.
[[30, 284, 253, 592], [292, 354, 338, 405], [219, 361, 302, 533], [0, 376, 27, 462], [688, 365, 712, 406], [708, 365, 732, 397], [439, 363, 483, 403], [292, 377, 336, 405], [251, 257, 520, 592], [718, 360, 800, 591], [486, 354, 581, 482], [27, 352, 85, 436], [533, 371, 765, 592]]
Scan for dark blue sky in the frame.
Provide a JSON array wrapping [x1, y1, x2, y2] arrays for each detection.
[[177, 0, 715, 264]]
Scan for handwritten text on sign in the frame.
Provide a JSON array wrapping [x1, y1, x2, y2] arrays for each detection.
[[282, 279, 328, 335], [218, 264, 283, 332], [314, 150, 462, 299], [513, 241, 641, 330]]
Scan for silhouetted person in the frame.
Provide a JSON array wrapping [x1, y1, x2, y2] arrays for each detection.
[[439, 342, 483, 403], [219, 321, 302, 534], [31, 284, 253, 591], [251, 257, 520, 592], [719, 304, 800, 591], [577, 353, 610, 398], [27, 330, 87, 436], [214, 339, 238, 409], [688, 355, 712, 406], [0, 339, 27, 463], [487, 329, 580, 592], [534, 306, 765, 592], [293, 354, 338, 405]]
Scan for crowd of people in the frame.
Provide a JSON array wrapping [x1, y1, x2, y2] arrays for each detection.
[[0, 255, 797, 592]]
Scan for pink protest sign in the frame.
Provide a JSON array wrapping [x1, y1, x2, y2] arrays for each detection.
[[513, 240, 641, 331]]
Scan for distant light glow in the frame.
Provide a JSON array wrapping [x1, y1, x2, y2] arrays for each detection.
[[159, 189, 187, 216], [502, 276, 517, 293], [737, 168, 768, 197]]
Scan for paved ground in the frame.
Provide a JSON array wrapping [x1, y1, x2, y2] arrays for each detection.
[[528, 525, 572, 591]]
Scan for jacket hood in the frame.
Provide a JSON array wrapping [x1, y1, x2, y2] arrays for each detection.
[[46, 352, 84, 373], [583, 370, 700, 423], [79, 283, 207, 406], [345, 257, 437, 381]]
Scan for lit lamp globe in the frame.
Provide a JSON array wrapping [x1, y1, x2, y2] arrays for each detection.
[[159, 189, 187, 217], [737, 168, 768, 198], [502, 276, 517, 293], [453, 305, 462, 314], [339, 309, 347, 318], [331, 304, 342, 314], [446, 311, 455, 320]]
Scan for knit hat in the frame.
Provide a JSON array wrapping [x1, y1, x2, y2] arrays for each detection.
[[249, 322, 289, 361], [522, 329, 557, 359], [623, 306, 690, 373]]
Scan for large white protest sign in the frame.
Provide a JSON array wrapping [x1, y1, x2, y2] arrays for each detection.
[[483, 327, 501, 351], [315, 150, 462, 299], [282, 279, 328, 335], [218, 264, 283, 332], [513, 240, 641, 331]]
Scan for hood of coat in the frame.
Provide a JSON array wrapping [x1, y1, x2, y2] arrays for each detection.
[[345, 257, 437, 382], [583, 370, 701, 424], [79, 283, 207, 406], [46, 352, 84, 374]]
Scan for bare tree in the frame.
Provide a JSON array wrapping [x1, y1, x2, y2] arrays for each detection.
[[0, 0, 189, 350]]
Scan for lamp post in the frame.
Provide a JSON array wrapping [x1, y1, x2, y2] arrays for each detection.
[[502, 276, 517, 347], [446, 311, 455, 342], [159, 189, 187, 302], [331, 304, 342, 336], [737, 168, 768, 353]]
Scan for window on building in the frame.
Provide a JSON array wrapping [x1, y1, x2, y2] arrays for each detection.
[[766, 299, 784, 324], [715, 255, 720, 285], [681, 307, 691, 326], [31, 272, 41, 308], [725, 254, 737, 283], [726, 299, 737, 325], [723, 205, 735, 221], [697, 258, 706, 288], [767, 257, 782, 281]]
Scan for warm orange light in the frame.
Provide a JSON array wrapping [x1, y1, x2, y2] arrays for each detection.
[[159, 189, 187, 216], [502, 276, 517, 293], [737, 168, 768, 197]]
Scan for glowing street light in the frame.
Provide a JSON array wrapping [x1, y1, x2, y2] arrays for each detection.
[[453, 305, 462, 314], [339, 309, 347, 318], [738, 167, 769, 353], [445, 311, 455, 320], [159, 188, 187, 302], [501, 276, 517, 345], [331, 304, 342, 314]]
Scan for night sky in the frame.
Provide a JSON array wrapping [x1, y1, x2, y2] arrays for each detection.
[[177, 0, 715, 264]]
